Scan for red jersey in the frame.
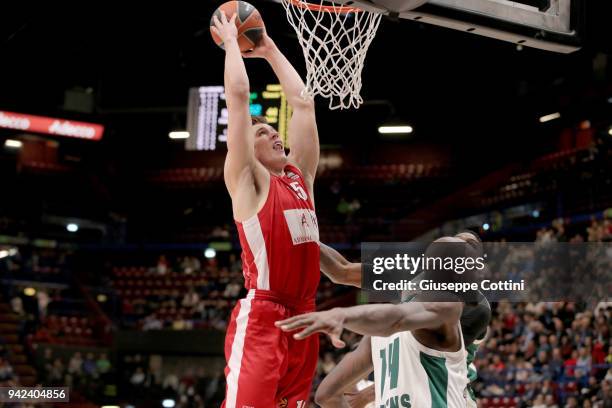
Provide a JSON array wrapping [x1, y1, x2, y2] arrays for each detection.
[[235, 164, 320, 301]]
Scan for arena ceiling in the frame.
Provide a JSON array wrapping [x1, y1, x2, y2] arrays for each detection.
[[0, 2, 610, 164]]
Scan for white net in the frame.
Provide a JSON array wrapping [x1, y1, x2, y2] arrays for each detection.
[[281, 0, 383, 110]]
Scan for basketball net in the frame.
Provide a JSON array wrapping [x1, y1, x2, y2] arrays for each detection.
[[281, 0, 382, 110]]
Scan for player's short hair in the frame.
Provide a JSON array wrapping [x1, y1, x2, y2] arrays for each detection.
[[251, 115, 267, 125]]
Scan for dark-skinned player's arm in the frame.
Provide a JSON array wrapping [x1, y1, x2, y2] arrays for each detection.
[[314, 337, 373, 408], [320, 242, 362, 287], [276, 300, 462, 347], [212, 12, 258, 197], [243, 34, 319, 197], [344, 384, 375, 408]]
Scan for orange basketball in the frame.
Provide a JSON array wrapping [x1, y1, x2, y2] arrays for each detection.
[[210, 1, 265, 52]]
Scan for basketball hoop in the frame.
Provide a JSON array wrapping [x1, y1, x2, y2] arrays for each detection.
[[281, 0, 383, 110]]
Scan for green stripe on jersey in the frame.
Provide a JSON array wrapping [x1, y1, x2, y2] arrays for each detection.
[[419, 352, 448, 408], [466, 343, 478, 382], [466, 343, 479, 401]]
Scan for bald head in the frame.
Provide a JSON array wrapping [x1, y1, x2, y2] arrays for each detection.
[[434, 237, 465, 243]]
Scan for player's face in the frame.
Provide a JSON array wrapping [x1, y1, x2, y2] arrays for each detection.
[[252, 123, 287, 171]]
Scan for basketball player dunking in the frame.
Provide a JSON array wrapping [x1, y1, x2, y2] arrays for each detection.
[[212, 12, 321, 408]]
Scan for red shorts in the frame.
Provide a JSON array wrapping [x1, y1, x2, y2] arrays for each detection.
[[222, 289, 319, 408]]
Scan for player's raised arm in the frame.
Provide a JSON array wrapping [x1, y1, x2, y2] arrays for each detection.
[[320, 242, 362, 287], [243, 34, 319, 190], [212, 12, 257, 196]]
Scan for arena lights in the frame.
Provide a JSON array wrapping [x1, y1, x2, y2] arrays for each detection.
[[169, 131, 189, 139], [482, 223, 490, 231], [4, 139, 22, 149], [204, 248, 216, 259], [66, 223, 79, 232], [539, 112, 561, 123], [378, 125, 413, 134], [608, 127, 612, 136], [24, 287, 36, 297], [101, 406, 120, 408], [0, 248, 18, 259], [162, 399, 176, 408], [532, 210, 540, 218], [97, 294, 108, 303]]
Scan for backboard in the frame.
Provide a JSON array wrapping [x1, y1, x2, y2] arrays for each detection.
[[332, 0, 584, 53]]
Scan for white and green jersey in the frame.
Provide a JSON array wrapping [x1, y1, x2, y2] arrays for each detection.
[[465, 334, 486, 408], [371, 326, 470, 408]]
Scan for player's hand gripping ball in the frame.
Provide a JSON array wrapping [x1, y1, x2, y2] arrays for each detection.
[[210, 1, 266, 52]]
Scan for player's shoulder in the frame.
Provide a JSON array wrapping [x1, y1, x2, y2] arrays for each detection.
[[461, 292, 492, 345], [285, 165, 304, 180], [284, 163, 303, 180]]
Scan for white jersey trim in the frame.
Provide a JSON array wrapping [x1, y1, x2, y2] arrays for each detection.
[[225, 290, 255, 408], [241, 214, 271, 290]]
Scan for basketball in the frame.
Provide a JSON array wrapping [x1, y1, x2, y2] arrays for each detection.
[[210, 1, 265, 52]]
